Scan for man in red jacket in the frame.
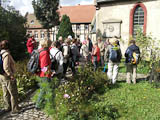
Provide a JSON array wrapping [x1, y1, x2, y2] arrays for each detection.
[[26, 34, 36, 54]]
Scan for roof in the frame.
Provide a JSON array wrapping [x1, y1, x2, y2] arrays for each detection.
[[97, 0, 117, 2], [97, 0, 136, 3], [58, 5, 96, 23], [25, 13, 42, 28]]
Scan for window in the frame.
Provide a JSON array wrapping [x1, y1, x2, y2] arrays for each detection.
[[133, 6, 144, 37], [34, 31, 38, 38], [28, 31, 32, 36], [40, 31, 45, 38], [76, 24, 80, 30], [129, 3, 147, 38], [85, 25, 88, 30], [30, 20, 34, 24]]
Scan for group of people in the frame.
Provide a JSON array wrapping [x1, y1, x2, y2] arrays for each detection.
[[0, 34, 140, 113], [26, 34, 141, 87], [80, 36, 140, 85]]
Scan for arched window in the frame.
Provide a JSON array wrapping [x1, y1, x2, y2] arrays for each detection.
[[129, 3, 147, 38]]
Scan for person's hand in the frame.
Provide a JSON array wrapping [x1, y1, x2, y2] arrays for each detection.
[[51, 71, 56, 77], [10, 75, 15, 81]]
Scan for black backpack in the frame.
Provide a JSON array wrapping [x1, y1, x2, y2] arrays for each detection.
[[27, 49, 45, 73], [0, 52, 6, 74], [50, 51, 60, 71]]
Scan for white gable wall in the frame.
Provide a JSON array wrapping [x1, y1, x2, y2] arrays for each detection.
[[96, 0, 160, 55]]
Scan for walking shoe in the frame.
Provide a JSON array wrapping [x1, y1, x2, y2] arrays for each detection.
[[11, 110, 21, 114], [4, 108, 11, 112]]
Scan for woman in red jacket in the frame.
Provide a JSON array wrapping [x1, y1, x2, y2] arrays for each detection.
[[26, 35, 36, 54], [91, 42, 100, 71], [35, 38, 51, 109]]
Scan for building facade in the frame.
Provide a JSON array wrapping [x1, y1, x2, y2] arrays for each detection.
[[95, 0, 160, 54], [25, 13, 53, 42], [26, 5, 96, 42]]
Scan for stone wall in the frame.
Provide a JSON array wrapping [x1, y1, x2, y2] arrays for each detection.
[[96, 0, 160, 55]]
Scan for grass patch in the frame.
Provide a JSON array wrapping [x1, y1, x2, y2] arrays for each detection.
[[91, 81, 160, 120]]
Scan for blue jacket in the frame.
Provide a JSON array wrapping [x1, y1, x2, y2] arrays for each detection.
[[125, 44, 140, 63]]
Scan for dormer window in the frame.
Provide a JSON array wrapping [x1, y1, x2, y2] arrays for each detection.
[[30, 20, 34, 24]]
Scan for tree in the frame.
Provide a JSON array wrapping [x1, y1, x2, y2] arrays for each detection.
[[135, 29, 160, 83], [32, 0, 59, 39], [57, 15, 74, 40], [0, 6, 27, 60]]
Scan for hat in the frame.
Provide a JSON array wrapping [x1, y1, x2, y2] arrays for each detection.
[[68, 35, 72, 40], [82, 40, 87, 45], [93, 41, 98, 45], [109, 38, 117, 45]]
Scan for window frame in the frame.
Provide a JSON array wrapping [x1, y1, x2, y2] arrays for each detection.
[[129, 3, 147, 37]]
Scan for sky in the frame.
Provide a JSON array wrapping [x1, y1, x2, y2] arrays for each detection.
[[9, 0, 94, 16]]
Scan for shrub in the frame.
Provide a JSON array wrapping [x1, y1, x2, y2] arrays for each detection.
[[57, 15, 74, 40], [15, 59, 37, 99], [33, 66, 109, 119]]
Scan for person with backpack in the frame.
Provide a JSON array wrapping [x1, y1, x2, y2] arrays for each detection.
[[26, 34, 36, 54], [0, 40, 20, 114], [91, 42, 100, 71], [50, 41, 63, 79], [35, 38, 51, 109], [104, 37, 122, 84], [125, 40, 140, 84]]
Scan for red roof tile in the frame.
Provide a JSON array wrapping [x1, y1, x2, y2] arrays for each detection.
[[59, 5, 96, 23]]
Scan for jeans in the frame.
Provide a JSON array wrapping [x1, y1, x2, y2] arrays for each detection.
[[63, 61, 69, 75], [100, 55, 104, 66], [93, 61, 99, 72], [36, 77, 51, 109]]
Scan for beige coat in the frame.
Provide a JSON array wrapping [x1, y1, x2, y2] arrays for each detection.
[[1, 50, 16, 77]]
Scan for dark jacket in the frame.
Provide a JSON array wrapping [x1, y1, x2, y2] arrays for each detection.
[[125, 44, 140, 63], [88, 39, 93, 52]]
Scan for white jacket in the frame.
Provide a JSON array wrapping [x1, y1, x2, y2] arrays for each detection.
[[80, 44, 89, 57]]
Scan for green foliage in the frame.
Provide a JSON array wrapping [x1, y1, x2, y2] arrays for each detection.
[[0, 6, 27, 60], [15, 59, 37, 99], [135, 29, 160, 68], [32, 0, 59, 29], [33, 66, 109, 119], [57, 15, 74, 40]]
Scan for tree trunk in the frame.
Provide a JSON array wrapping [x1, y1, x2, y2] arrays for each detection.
[[149, 63, 154, 83], [47, 29, 50, 40]]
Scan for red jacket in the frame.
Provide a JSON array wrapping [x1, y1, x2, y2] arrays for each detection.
[[26, 38, 35, 54], [92, 46, 100, 63], [37, 48, 51, 78]]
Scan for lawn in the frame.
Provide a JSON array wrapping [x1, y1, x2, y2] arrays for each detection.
[[91, 81, 160, 120]]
